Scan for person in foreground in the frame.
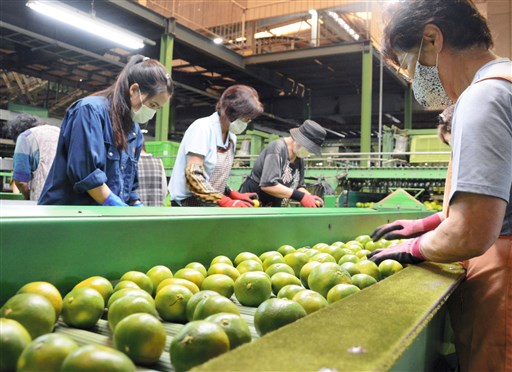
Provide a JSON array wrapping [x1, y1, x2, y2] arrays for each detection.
[[168, 84, 263, 207], [39, 55, 173, 206], [239, 120, 327, 207], [367, 1, 511, 370]]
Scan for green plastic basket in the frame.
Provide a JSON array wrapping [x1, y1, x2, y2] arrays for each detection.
[[144, 141, 180, 168]]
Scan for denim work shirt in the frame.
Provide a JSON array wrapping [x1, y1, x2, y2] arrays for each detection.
[[38, 96, 143, 205]]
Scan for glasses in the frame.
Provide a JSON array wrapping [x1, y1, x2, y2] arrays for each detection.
[[396, 52, 412, 83]]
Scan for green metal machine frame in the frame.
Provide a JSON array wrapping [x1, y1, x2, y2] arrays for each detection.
[[0, 205, 463, 371]]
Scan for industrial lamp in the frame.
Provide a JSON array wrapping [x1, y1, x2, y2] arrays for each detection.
[[26, 0, 156, 49]]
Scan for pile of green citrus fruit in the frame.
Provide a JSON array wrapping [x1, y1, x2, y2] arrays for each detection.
[[0, 234, 405, 371]]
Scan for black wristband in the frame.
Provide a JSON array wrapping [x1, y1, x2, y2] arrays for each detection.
[[290, 189, 305, 201]]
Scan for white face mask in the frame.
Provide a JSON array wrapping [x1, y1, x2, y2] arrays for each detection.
[[229, 119, 249, 135], [131, 89, 156, 123], [294, 144, 311, 158], [412, 40, 452, 110]]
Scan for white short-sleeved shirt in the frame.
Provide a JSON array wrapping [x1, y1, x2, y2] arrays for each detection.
[[450, 58, 512, 235], [168, 112, 236, 202]]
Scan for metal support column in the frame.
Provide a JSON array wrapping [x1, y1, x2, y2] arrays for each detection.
[[360, 42, 373, 167], [404, 87, 413, 130], [155, 26, 174, 141]]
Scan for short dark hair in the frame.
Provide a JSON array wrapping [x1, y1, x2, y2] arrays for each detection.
[[5, 113, 44, 140], [216, 85, 264, 123], [382, 0, 493, 65]]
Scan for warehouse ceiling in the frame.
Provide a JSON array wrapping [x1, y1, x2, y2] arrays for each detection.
[[0, 0, 440, 143]]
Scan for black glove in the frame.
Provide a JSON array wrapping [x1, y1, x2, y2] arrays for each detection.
[[367, 236, 426, 265]]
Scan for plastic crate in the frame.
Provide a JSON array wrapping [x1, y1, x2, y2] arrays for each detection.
[[409, 135, 450, 164], [144, 141, 180, 168]]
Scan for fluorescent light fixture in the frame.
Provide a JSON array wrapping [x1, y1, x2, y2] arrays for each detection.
[[26, 0, 155, 49], [213, 37, 223, 44], [327, 11, 360, 41]]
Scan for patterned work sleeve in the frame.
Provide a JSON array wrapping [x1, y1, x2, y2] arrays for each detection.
[[185, 163, 223, 204], [12, 132, 36, 182]]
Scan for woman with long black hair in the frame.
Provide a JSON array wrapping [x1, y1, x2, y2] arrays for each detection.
[[39, 55, 173, 206]]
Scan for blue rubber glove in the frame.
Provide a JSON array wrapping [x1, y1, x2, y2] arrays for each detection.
[[367, 236, 426, 265], [102, 193, 128, 206]]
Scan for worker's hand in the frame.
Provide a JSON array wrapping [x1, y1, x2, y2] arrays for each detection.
[[218, 195, 252, 208], [102, 193, 128, 207], [370, 213, 442, 241], [367, 236, 426, 265], [300, 194, 324, 208], [229, 190, 259, 206]]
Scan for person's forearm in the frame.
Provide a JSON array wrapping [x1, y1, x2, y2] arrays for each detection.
[[420, 195, 505, 262], [14, 180, 30, 200], [87, 184, 112, 205], [261, 184, 295, 199]]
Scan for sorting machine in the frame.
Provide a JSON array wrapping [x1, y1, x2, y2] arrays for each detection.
[[0, 204, 464, 371]]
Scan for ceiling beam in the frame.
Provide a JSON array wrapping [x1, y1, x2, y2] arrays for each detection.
[[106, 0, 167, 28]]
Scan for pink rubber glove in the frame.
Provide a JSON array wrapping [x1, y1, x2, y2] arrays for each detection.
[[367, 236, 426, 265], [300, 194, 324, 208], [371, 213, 442, 241]]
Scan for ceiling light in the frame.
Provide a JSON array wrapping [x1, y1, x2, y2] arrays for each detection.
[[26, 0, 155, 49], [213, 38, 223, 44], [327, 11, 360, 41]]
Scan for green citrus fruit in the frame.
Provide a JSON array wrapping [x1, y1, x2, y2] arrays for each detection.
[[107, 288, 154, 308], [277, 284, 306, 300], [299, 248, 320, 258], [186, 291, 221, 322], [236, 260, 264, 274], [338, 254, 360, 265], [312, 242, 329, 250], [210, 255, 233, 267], [107, 296, 157, 332], [292, 289, 329, 314], [326, 283, 361, 303], [193, 296, 240, 320], [113, 280, 140, 293], [119, 271, 153, 295], [74, 276, 113, 304], [265, 263, 295, 278], [61, 345, 135, 372], [254, 298, 307, 336], [355, 260, 381, 281], [201, 274, 235, 298], [61, 287, 104, 330], [355, 235, 372, 245], [308, 262, 352, 298], [262, 255, 286, 271], [0, 318, 32, 371], [233, 252, 262, 266], [185, 262, 208, 277], [155, 284, 193, 322], [170, 320, 229, 372], [351, 273, 378, 289], [207, 263, 240, 282], [205, 313, 251, 349], [234, 271, 272, 307], [318, 245, 345, 262], [270, 272, 301, 296], [283, 251, 309, 276], [339, 262, 360, 276], [1, 293, 55, 339], [113, 313, 166, 366], [146, 265, 173, 295], [157, 278, 199, 295], [17, 281, 62, 322], [174, 268, 205, 288], [259, 251, 282, 262], [277, 244, 296, 256], [299, 261, 321, 288], [378, 259, 404, 279], [17, 333, 78, 372], [308, 252, 336, 264]]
